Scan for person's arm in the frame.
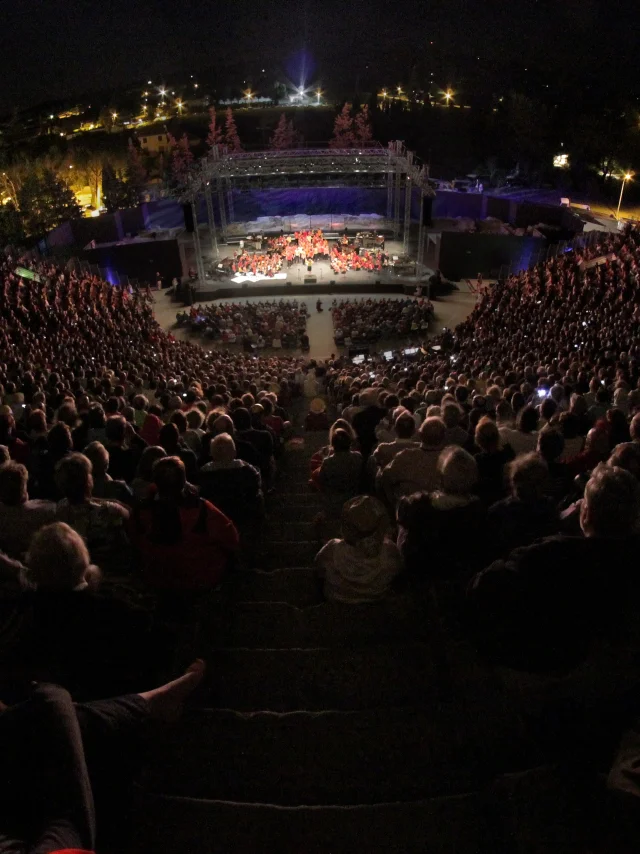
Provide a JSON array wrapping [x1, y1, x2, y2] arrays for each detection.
[[205, 501, 240, 552]]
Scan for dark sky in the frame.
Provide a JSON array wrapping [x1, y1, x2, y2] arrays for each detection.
[[0, 0, 637, 111]]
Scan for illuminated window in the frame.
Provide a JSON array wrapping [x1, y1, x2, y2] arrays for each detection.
[[553, 153, 569, 169]]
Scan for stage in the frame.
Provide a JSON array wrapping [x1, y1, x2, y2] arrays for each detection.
[[179, 222, 434, 300]]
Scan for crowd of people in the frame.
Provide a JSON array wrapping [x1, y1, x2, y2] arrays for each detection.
[[4, 223, 640, 846], [176, 298, 308, 348], [331, 296, 435, 344]]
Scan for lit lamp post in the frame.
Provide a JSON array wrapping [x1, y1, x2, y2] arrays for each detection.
[[316, 88, 322, 105], [176, 100, 184, 114], [443, 89, 453, 104], [616, 172, 633, 220], [397, 86, 403, 96]]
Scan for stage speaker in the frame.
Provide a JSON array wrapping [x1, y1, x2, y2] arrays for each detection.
[[330, 279, 336, 285], [304, 276, 317, 284], [182, 204, 195, 233], [422, 196, 433, 227]]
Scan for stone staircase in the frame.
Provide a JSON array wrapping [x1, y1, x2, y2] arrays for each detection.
[[131, 430, 602, 853]]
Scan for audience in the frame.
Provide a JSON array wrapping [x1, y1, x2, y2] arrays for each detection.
[[315, 496, 402, 603]]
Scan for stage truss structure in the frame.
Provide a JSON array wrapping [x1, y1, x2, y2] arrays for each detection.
[[176, 141, 434, 285]]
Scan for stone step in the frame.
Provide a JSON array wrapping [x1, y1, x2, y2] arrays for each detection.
[[140, 705, 532, 806], [202, 644, 440, 712], [198, 598, 430, 649], [225, 568, 323, 608], [134, 791, 484, 854]]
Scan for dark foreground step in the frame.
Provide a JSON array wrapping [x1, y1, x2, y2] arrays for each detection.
[[140, 706, 533, 806], [205, 644, 439, 711], [226, 567, 323, 607], [133, 791, 483, 854], [199, 597, 430, 648]]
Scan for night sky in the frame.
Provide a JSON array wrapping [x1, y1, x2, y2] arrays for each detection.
[[0, 0, 638, 111]]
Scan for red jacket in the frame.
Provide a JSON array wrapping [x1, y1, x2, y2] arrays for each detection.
[[134, 495, 239, 589]]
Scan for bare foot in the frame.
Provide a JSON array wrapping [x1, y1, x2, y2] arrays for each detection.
[[139, 659, 206, 723]]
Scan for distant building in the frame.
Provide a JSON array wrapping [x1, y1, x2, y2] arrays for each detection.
[[139, 132, 170, 154]]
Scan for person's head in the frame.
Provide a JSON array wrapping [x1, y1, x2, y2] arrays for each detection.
[[495, 400, 513, 424], [55, 401, 78, 428], [210, 433, 236, 464], [27, 409, 47, 435], [580, 464, 640, 538], [537, 427, 564, 463], [186, 408, 204, 431], [475, 416, 500, 453], [419, 416, 446, 450], [517, 405, 538, 434], [359, 387, 379, 408], [211, 413, 234, 436], [231, 407, 252, 432], [329, 418, 354, 444], [47, 422, 73, 456], [608, 442, 640, 480], [442, 402, 462, 429], [55, 453, 93, 503], [630, 412, 640, 444], [509, 452, 549, 501], [82, 441, 110, 479], [105, 415, 127, 445], [0, 461, 28, 506], [159, 422, 180, 452], [170, 410, 188, 434], [27, 522, 99, 590], [136, 445, 166, 481], [437, 446, 477, 496], [331, 428, 352, 453], [0, 446, 9, 466], [341, 495, 389, 556], [152, 455, 186, 499], [540, 397, 557, 422], [394, 411, 416, 440], [558, 411, 579, 440]]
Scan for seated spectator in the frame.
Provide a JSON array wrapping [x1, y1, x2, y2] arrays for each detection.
[[316, 428, 363, 512], [130, 445, 167, 503], [134, 456, 239, 590], [606, 407, 631, 449], [104, 415, 145, 483], [159, 422, 199, 486], [397, 445, 483, 576], [7, 521, 155, 700], [305, 398, 330, 431], [474, 416, 515, 506], [352, 388, 385, 458], [373, 410, 419, 469], [468, 465, 640, 673], [630, 412, 640, 446], [566, 425, 611, 477], [200, 434, 263, 525], [83, 441, 134, 506], [0, 409, 29, 464], [205, 413, 262, 471], [54, 453, 132, 576], [537, 427, 573, 502], [486, 453, 558, 561], [498, 405, 538, 456], [557, 411, 584, 459], [442, 402, 469, 447], [0, 461, 56, 559], [30, 422, 74, 502], [183, 408, 205, 454], [231, 407, 274, 483], [315, 495, 402, 603], [381, 416, 447, 505]]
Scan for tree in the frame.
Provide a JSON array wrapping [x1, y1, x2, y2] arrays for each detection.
[[0, 203, 25, 248], [125, 139, 148, 203], [329, 104, 355, 148], [18, 169, 81, 237], [206, 107, 223, 149], [102, 164, 130, 212], [270, 113, 294, 150], [354, 105, 374, 146], [166, 133, 195, 192], [223, 108, 243, 152], [98, 107, 116, 133], [73, 150, 105, 209]]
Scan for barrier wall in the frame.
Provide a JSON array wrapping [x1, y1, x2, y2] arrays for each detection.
[[80, 238, 182, 283], [439, 232, 546, 280]]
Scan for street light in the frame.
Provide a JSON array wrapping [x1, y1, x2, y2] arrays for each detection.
[[397, 86, 403, 94], [616, 172, 633, 219], [444, 89, 454, 103], [316, 88, 322, 105], [112, 112, 117, 121], [176, 100, 183, 113]]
